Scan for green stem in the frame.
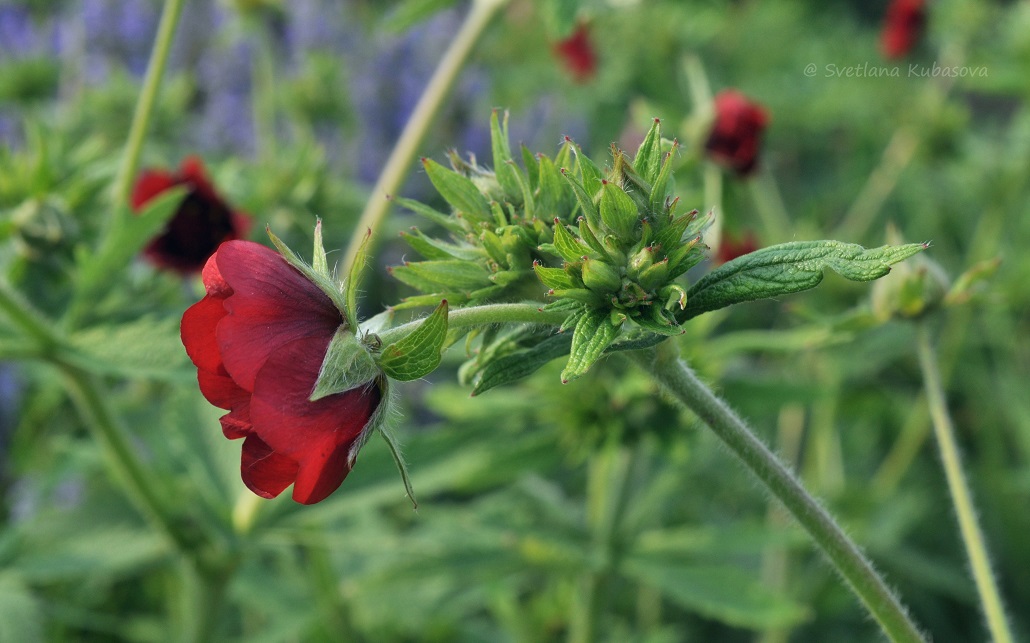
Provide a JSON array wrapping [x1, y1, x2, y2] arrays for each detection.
[[60, 364, 194, 553], [632, 343, 927, 643], [341, 0, 510, 275], [915, 323, 1013, 643], [250, 14, 278, 162], [377, 302, 566, 345], [110, 0, 186, 208]]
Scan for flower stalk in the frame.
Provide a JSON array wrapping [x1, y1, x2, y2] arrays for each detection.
[[631, 341, 927, 643], [342, 0, 511, 275], [111, 0, 186, 209], [915, 323, 1013, 643]]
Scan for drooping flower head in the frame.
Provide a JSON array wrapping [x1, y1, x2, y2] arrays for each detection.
[[132, 156, 250, 275], [880, 0, 927, 60], [180, 240, 382, 504], [704, 90, 769, 177], [552, 23, 597, 83]]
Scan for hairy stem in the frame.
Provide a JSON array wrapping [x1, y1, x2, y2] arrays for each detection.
[[111, 0, 186, 208], [915, 323, 1013, 643], [633, 342, 927, 643], [377, 302, 566, 345], [342, 0, 510, 274]]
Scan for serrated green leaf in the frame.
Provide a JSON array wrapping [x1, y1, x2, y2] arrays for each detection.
[[472, 332, 573, 395], [390, 259, 493, 292], [651, 142, 679, 213], [561, 309, 621, 382], [682, 240, 927, 321], [400, 228, 483, 261], [66, 316, 192, 382], [623, 559, 809, 629], [422, 158, 492, 225], [312, 328, 380, 400], [379, 300, 449, 381], [70, 188, 185, 318]]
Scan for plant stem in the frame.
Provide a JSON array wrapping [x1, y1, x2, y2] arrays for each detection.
[[60, 364, 194, 553], [377, 302, 566, 344], [341, 0, 510, 275], [915, 323, 1013, 643], [632, 342, 927, 643], [111, 0, 186, 208]]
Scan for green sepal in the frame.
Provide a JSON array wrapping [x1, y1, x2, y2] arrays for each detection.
[[578, 216, 609, 259], [312, 218, 330, 278], [681, 240, 928, 321], [507, 158, 536, 219], [548, 287, 604, 305], [632, 305, 683, 336], [561, 309, 621, 383], [343, 226, 371, 329], [634, 118, 663, 186], [490, 109, 521, 199], [575, 150, 604, 197], [393, 293, 462, 310], [390, 259, 492, 292], [561, 168, 601, 229], [421, 157, 492, 225], [311, 328, 381, 401], [521, 144, 540, 192], [599, 180, 639, 241], [267, 226, 351, 323], [650, 141, 679, 213], [378, 300, 449, 381], [636, 257, 671, 291], [659, 283, 688, 310], [471, 332, 574, 396], [536, 154, 571, 221], [399, 228, 482, 261], [552, 218, 594, 262], [392, 195, 467, 234], [534, 262, 577, 290], [652, 212, 693, 254], [581, 257, 622, 293], [540, 298, 585, 314], [379, 424, 417, 509]]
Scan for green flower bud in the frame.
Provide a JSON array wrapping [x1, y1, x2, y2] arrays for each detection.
[[581, 256, 623, 293]]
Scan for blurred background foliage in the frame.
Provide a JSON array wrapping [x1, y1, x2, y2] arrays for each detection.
[[0, 0, 1028, 641]]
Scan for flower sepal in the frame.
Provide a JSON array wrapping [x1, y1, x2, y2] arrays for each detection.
[[376, 299, 449, 382], [310, 328, 381, 401]]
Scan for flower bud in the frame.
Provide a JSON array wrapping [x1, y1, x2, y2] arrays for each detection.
[[581, 256, 623, 293]]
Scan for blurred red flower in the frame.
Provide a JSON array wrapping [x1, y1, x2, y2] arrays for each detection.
[[553, 23, 597, 83], [705, 90, 769, 177], [131, 156, 250, 275], [715, 231, 761, 265], [880, 0, 926, 59], [180, 241, 382, 505]]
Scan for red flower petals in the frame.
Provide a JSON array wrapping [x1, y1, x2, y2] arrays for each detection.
[[132, 156, 250, 275], [553, 23, 597, 83], [705, 91, 769, 178], [181, 240, 382, 504], [881, 0, 927, 60]]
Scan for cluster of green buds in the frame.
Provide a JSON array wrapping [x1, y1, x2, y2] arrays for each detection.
[[394, 112, 707, 382]]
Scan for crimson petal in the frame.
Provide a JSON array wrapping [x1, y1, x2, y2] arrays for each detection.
[[241, 434, 300, 499]]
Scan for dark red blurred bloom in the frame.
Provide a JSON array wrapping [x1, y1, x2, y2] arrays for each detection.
[[132, 156, 250, 275], [553, 23, 597, 83], [715, 231, 760, 265], [180, 241, 382, 504], [880, 0, 926, 59], [705, 90, 769, 177]]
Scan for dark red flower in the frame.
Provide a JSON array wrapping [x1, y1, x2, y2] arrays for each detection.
[[132, 156, 250, 275], [715, 231, 760, 265], [704, 90, 769, 177], [180, 240, 382, 504], [880, 0, 926, 59], [553, 23, 597, 83]]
